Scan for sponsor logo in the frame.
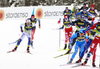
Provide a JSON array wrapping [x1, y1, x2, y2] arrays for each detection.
[[6, 12, 28, 18], [36, 8, 43, 19], [0, 10, 5, 21], [44, 11, 63, 17]]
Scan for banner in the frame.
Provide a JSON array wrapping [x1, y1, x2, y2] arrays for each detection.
[[0, 6, 74, 21]]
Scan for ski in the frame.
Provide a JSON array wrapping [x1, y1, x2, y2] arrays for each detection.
[[71, 63, 82, 68], [7, 51, 14, 53], [54, 52, 73, 58], [71, 64, 90, 68], [60, 63, 75, 66], [58, 48, 69, 51], [7, 51, 33, 55], [27, 52, 33, 55], [8, 40, 17, 45]]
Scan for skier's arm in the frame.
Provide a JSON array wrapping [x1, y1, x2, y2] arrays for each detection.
[[63, 10, 66, 15], [79, 7, 83, 11], [72, 20, 78, 26], [86, 21, 92, 26], [95, 10, 99, 17], [70, 33, 77, 43], [37, 19, 41, 28], [85, 25, 92, 31], [59, 25, 64, 29], [75, 12, 82, 18], [20, 24, 25, 32], [59, 19, 65, 29], [90, 23, 98, 30]]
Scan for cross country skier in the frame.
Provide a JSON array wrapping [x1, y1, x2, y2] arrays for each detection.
[[75, 26, 96, 63], [8, 19, 33, 53], [75, 9, 91, 36], [78, 3, 88, 12], [65, 15, 91, 54], [75, 9, 90, 21], [63, 7, 74, 20], [67, 29, 89, 64], [29, 15, 41, 47], [59, 15, 73, 49], [81, 20, 100, 67], [58, 7, 74, 49], [87, 4, 99, 24]]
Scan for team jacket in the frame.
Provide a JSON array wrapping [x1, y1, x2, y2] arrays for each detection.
[[60, 18, 73, 29], [72, 19, 91, 31], [63, 9, 73, 18], [75, 11, 90, 19], [20, 23, 33, 33], [70, 32, 89, 43], [29, 18, 41, 29], [87, 8, 99, 17], [79, 7, 88, 11], [90, 22, 100, 37]]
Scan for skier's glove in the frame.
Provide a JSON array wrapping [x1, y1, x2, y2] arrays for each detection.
[[39, 25, 41, 29], [68, 43, 72, 49], [21, 29, 23, 32]]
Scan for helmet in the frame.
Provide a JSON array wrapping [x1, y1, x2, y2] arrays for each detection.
[[26, 18, 31, 23], [79, 29, 85, 36], [83, 3, 86, 6], [79, 29, 84, 33], [91, 4, 95, 10], [80, 15, 85, 20], [31, 15, 35, 19], [64, 15, 68, 19], [66, 7, 68, 10], [91, 4, 95, 8]]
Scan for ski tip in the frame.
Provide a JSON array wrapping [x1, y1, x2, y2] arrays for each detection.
[[60, 64, 67, 66], [7, 51, 13, 53], [58, 49, 69, 51], [27, 52, 33, 55]]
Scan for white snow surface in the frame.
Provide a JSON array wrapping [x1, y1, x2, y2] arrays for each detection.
[[0, 19, 99, 69]]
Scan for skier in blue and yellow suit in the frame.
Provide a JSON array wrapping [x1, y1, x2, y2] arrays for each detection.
[[67, 29, 89, 64]]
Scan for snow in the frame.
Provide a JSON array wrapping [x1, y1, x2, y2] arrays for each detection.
[[0, 19, 100, 69]]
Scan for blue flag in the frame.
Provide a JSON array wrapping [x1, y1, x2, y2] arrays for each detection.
[[32, 8, 35, 15]]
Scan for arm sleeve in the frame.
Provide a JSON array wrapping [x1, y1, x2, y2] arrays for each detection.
[[60, 19, 64, 29], [90, 23, 97, 30], [20, 24, 24, 30], [85, 25, 91, 31], [75, 12, 81, 18], [37, 19, 41, 26], [63, 10, 66, 15], [95, 9, 99, 16], [79, 7, 83, 11], [86, 21, 92, 26], [87, 12, 90, 18], [70, 33, 77, 43], [72, 20, 78, 26], [59, 25, 64, 29], [87, 8, 90, 12]]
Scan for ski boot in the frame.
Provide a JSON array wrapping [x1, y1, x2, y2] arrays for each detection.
[[7, 46, 18, 53], [81, 59, 88, 66], [92, 61, 96, 67], [27, 46, 30, 53], [76, 58, 82, 63], [63, 44, 67, 50], [67, 59, 73, 64], [12, 46, 18, 52]]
